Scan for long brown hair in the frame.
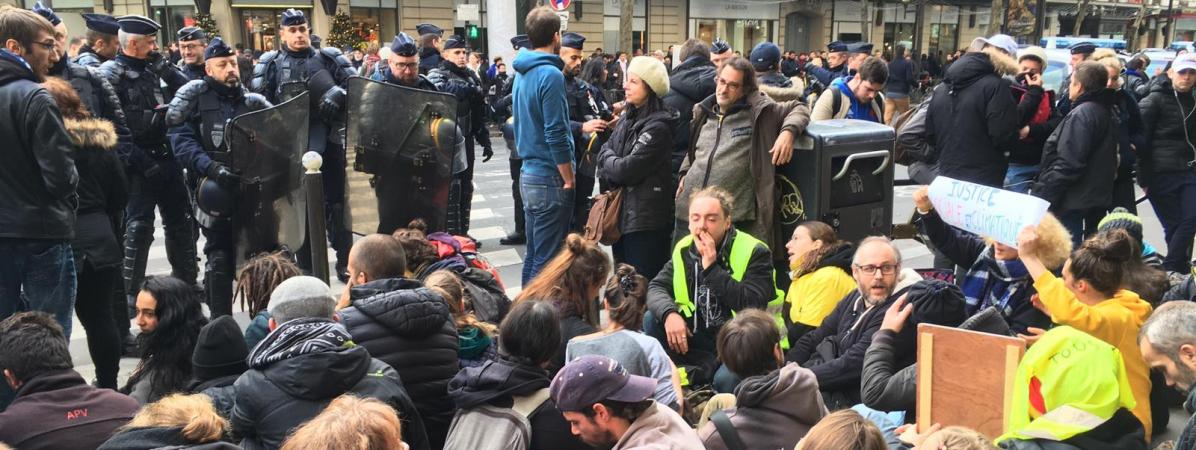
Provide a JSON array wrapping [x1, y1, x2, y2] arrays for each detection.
[[425, 269, 497, 336], [236, 251, 301, 317], [280, 394, 406, 450], [515, 234, 611, 326], [799, 409, 886, 450], [391, 219, 438, 276], [792, 221, 846, 278], [41, 77, 89, 120]]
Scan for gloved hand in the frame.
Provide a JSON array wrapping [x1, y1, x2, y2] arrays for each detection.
[[146, 51, 171, 76], [482, 146, 494, 162], [142, 160, 165, 184], [207, 163, 242, 188], [320, 86, 346, 119]]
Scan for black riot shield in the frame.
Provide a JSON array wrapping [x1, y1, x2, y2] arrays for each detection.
[[226, 92, 310, 261], [345, 76, 456, 235]]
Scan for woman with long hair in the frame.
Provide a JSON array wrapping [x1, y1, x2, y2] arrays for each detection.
[[237, 251, 301, 349], [425, 269, 498, 368], [122, 276, 208, 404], [99, 394, 233, 449], [595, 56, 677, 279], [393, 220, 511, 324], [280, 395, 409, 450], [784, 221, 855, 342], [796, 409, 887, 450], [515, 234, 612, 374]]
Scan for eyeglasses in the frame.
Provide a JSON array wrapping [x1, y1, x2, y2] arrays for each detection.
[[717, 77, 742, 90], [30, 40, 56, 51], [393, 62, 418, 70], [854, 264, 898, 276]]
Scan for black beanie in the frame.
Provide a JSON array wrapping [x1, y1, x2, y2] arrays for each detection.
[[906, 279, 968, 328], [191, 315, 249, 382]]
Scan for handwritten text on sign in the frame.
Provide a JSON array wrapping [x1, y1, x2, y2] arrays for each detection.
[[927, 176, 1051, 246]]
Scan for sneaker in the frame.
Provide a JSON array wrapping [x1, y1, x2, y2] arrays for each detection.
[[500, 232, 525, 245]]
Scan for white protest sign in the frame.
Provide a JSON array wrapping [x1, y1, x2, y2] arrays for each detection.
[[927, 176, 1051, 246]]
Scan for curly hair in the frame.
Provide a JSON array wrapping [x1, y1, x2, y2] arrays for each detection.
[[392, 219, 439, 276], [1032, 213, 1073, 271], [120, 394, 229, 444]]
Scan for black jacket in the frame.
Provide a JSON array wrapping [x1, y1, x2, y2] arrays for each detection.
[[447, 357, 590, 450], [999, 408, 1147, 450], [663, 55, 717, 172], [340, 278, 458, 450], [0, 369, 140, 450], [1124, 70, 1149, 100], [1113, 88, 1147, 181], [68, 118, 126, 269], [886, 57, 916, 96], [0, 51, 78, 240], [927, 49, 1020, 187], [187, 374, 239, 420], [1007, 84, 1061, 166], [1138, 76, 1196, 184], [1032, 89, 1118, 212], [597, 105, 677, 234], [99, 426, 243, 449]]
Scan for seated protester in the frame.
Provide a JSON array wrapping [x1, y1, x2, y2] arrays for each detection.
[[1164, 271, 1196, 302], [393, 222, 510, 324], [794, 409, 888, 450], [1139, 302, 1196, 450], [566, 264, 682, 411], [810, 56, 887, 122], [280, 395, 410, 450], [237, 251, 301, 350], [445, 300, 589, 450], [231, 276, 430, 450], [515, 234, 612, 375], [645, 187, 784, 393], [1096, 209, 1170, 294], [784, 221, 856, 342], [337, 234, 457, 450], [424, 269, 498, 369], [124, 276, 209, 405], [785, 236, 922, 410], [0, 312, 140, 449], [900, 425, 1000, 450], [996, 326, 1147, 450], [913, 187, 1066, 334], [550, 355, 704, 449], [1017, 228, 1154, 441], [697, 310, 828, 450], [98, 394, 238, 450], [186, 316, 249, 419]]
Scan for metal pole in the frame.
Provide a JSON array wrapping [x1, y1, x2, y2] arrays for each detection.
[[1166, 0, 1175, 48], [1034, 0, 1046, 43], [303, 151, 330, 285]]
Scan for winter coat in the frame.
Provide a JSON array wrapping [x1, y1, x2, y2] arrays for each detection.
[[697, 363, 828, 450], [886, 57, 916, 96], [1006, 84, 1061, 166], [785, 269, 922, 410], [1138, 75, 1196, 186], [67, 117, 127, 270], [447, 357, 590, 450], [596, 104, 678, 234], [927, 47, 1021, 187], [1113, 88, 1148, 182], [1124, 70, 1149, 100], [1178, 388, 1196, 450], [187, 374, 240, 420], [1164, 275, 1196, 302], [339, 277, 458, 450], [244, 312, 270, 350], [759, 71, 806, 103], [0, 369, 140, 449], [998, 408, 1147, 450], [663, 55, 717, 172], [613, 401, 703, 450], [1032, 89, 1118, 212], [98, 426, 243, 449], [230, 318, 430, 450], [785, 242, 856, 329], [0, 50, 78, 240]]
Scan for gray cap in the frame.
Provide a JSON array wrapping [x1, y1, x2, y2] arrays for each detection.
[[268, 276, 336, 324]]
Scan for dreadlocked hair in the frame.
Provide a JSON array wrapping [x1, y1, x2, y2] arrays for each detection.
[[236, 251, 301, 318], [425, 269, 497, 336]]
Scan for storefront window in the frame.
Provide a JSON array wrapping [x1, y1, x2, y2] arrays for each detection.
[[929, 24, 958, 57], [350, 8, 384, 47], [692, 19, 775, 55], [883, 23, 915, 58], [153, 6, 195, 47], [240, 9, 312, 52]]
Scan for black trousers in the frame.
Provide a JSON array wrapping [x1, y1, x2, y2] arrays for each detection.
[[509, 158, 525, 235], [77, 262, 121, 389]]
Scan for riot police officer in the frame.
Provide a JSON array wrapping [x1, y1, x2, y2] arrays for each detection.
[[560, 32, 610, 232], [250, 8, 355, 281], [497, 35, 527, 245], [176, 26, 207, 81], [99, 15, 197, 304], [167, 38, 271, 317], [416, 22, 443, 75], [372, 32, 437, 91], [428, 34, 491, 239], [74, 13, 119, 68]]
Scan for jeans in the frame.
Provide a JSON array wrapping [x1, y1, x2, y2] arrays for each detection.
[[643, 309, 739, 393], [1058, 208, 1105, 248], [0, 239, 77, 337], [1149, 171, 1196, 273], [520, 172, 574, 285], [1004, 164, 1040, 194], [613, 229, 672, 280]]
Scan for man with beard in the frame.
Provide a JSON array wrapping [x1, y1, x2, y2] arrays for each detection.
[[416, 22, 443, 75], [1139, 301, 1196, 449], [784, 236, 922, 410], [428, 34, 491, 239], [175, 26, 206, 81], [74, 13, 118, 67], [560, 31, 609, 232], [166, 37, 271, 317]]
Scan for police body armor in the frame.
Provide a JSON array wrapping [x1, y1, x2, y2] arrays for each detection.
[[192, 88, 265, 229], [345, 76, 456, 234], [107, 59, 170, 155], [255, 48, 348, 152], [61, 63, 128, 131]]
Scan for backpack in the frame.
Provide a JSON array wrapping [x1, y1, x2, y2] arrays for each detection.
[[893, 93, 935, 165], [428, 232, 506, 289], [442, 388, 551, 450], [829, 87, 885, 122]]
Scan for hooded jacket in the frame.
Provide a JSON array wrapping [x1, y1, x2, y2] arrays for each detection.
[[0, 369, 140, 450], [512, 49, 574, 179], [596, 104, 678, 234], [1178, 388, 1196, 450], [0, 49, 78, 240], [664, 55, 717, 171], [786, 242, 856, 330], [697, 363, 828, 450], [67, 117, 127, 269], [1137, 75, 1196, 185], [98, 426, 243, 450], [759, 71, 807, 103], [1006, 83, 1060, 166], [613, 401, 704, 450], [339, 277, 458, 450], [927, 47, 1021, 187], [811, 76, 885, 122], [447, 357, 590, 450], [1032, 89, 1119, 212], [230, 318, 430, 450]]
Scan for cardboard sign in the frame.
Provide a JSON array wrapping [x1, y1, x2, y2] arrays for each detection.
[[917, 324, 1025, 438], [926, 176, 1050, 246]]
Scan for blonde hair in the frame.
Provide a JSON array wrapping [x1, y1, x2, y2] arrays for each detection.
[[425, 269, 497, 335], [925, 426, 999, 450], [120, 394, 229, 443], [280, 395, 405, 450], [797, 410, 886, 450], [1092, 48, 1124, 88], [1033, 213, 1073, 271]]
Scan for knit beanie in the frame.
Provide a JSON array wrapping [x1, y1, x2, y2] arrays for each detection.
[[906, 279, 968, 328], [1097, 207, 1144, 245], [191, 315, 249, 382], [627, 56, 670, 98], [750, 41, 781, 71], [268, 276, 336, 323]]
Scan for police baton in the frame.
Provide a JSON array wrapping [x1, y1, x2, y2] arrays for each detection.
[[303, 151, 331, 284]]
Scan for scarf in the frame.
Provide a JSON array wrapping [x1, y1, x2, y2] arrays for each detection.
[[959, 247, 1029, 315], [248, 318, 355, 369], [458, 326, 493, 360]]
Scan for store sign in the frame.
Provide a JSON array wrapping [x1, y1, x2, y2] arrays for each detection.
[[457, 4, 479, 22], [690, 0, 778, 19]]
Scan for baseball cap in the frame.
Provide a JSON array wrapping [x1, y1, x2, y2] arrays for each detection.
[[1174, 54, 1196, 73], [975, 34, 1019, 57], [550, 355, 656, 412]]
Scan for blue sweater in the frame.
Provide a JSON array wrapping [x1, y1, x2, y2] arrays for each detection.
[[512, 49, 574, 178]]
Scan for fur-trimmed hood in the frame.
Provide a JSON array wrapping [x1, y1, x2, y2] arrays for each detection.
[[760, 79, 807, 102], [943, 47, 1019, 92], [64, 118, 117, 150]]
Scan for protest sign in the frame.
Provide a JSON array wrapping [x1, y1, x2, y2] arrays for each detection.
[[926, 176, 1050, 246], [917, 323, 1026, 438]]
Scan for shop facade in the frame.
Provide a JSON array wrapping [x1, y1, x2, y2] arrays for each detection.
[[689, 0, 778, 55]]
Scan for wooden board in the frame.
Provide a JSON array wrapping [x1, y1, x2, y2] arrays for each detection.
[[916, 323, 1026, 438]]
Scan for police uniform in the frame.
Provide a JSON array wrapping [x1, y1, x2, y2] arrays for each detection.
[[98, 15, 199, 300], [428, 34, 491, 237], [74, 13, 119, 68], [249, 8, 355, 279], [560, 32, 610, 232], [1056, 41, 1096, 117], [176, 27, 207, 81], [167, 38, 271, 317], [806, 41, 851, 88], [370, 34, 438, 90], [416, 23, 444, 75], [499, 35, 528, 245]]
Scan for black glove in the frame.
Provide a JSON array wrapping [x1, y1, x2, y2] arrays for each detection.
[[482, 146, 494, 162], [207, 163, 242, 188], [320, 86, 346, 119], [146, 51, 171, 76], [142, 160, 165, 183]]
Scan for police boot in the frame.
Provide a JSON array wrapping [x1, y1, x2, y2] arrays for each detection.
[[122, 221, 154, 303], [204, 249, 235, 318], [164, 220, 199, 287]]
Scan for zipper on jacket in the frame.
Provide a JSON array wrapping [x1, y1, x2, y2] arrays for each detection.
[[700, 113, 726, 189]]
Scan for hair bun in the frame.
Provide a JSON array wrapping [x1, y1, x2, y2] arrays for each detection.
[[1083, 229, 1135, 263], [407, 218, 428, 232], [565, 233, 588, 254]]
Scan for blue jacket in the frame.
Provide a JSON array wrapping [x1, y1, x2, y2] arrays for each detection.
[[512, 49, 574, 178], [831, 77, 879, 122]]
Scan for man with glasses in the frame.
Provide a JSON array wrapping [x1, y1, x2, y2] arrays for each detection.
[[784, 235, 922, 410], [175, 26, 207, 81]]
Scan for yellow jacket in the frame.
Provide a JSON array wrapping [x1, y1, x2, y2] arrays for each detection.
[[1034, 272, 1154, 440], [787, 266, 856, 328]]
